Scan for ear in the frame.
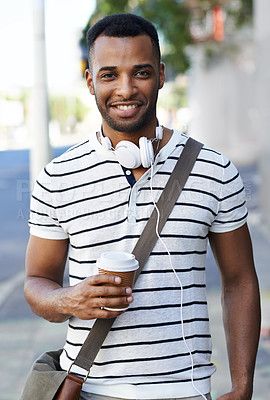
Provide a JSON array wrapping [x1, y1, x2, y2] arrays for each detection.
[[159, 62, 165, 89], [85, 69, 95, 95]]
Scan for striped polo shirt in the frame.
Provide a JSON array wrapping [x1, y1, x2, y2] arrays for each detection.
[[29, 129, 247, 399]]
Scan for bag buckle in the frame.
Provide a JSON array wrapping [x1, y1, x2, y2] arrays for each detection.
[[67, 362, 90, 382]]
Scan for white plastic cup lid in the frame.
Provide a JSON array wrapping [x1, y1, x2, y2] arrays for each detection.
[[96, 251, 139, 272]]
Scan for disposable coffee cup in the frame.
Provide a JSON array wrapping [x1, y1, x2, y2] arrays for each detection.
[[97, 251, 139, 311]]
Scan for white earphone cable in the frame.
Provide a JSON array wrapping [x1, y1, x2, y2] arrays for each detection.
[[150, 162, 208, 400]]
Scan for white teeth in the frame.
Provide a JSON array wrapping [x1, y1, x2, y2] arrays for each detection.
[[117, 105, 137, 110]]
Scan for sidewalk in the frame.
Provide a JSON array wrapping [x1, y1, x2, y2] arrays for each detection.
[[0, 216, 269, 400]]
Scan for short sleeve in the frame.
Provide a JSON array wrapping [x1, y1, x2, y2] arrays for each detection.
[[209, 156, 248, 233], [28, 164, 69, 240]]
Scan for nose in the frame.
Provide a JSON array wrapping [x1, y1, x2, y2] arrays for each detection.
[[117, 74, 137, 99]]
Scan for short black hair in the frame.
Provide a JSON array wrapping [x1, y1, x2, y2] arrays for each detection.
[[87, 13, 161, 68]]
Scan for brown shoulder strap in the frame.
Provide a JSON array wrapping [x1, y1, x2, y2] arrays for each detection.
[[71, 137, 203, 372]]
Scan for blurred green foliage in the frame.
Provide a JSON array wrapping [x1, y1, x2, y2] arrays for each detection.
[[80, 0, 253, 75]]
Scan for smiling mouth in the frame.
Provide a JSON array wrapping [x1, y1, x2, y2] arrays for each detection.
[[115, 104, 138, 110]]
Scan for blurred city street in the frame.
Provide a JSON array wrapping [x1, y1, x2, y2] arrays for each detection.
[[0, 146, 269, 400]]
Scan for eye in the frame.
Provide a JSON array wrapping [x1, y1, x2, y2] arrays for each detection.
[[100, 73, 117, 80], [135, 70, 151, 78]]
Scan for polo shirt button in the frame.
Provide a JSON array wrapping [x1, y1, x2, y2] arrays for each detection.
[[126, 170, 131, 175]]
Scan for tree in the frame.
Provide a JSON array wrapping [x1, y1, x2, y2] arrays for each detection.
[[80, 0, 253, 75]]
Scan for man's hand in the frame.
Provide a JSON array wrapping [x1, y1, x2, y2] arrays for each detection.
[[25, 272, 133, 322], [217, 386, 252, 400], [24, 235, 133, 322], [59, 273, 133, 320]]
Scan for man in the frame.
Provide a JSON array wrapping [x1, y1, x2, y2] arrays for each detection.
[[25, 13, 260, 400]]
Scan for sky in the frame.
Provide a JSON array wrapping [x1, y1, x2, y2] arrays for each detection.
[[0, 0, 96, 90]]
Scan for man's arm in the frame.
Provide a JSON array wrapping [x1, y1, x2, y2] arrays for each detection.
[[209, 223, 261, 400], [24, 235, 133, 323]]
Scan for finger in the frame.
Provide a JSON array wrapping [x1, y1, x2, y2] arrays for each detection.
[[97, 294, 134, 309], [87, 274, 122, 286], [100, 284, 132, 296], [88, 282, 132, 298]]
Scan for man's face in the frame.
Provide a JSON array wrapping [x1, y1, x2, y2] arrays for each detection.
[[85, 35, 165, 134]]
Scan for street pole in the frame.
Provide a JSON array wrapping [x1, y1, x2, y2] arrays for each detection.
[[29, 0, 51, 185]]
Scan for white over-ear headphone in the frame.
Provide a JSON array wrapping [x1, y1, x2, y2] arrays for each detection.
[[100, 126, 163, 169]]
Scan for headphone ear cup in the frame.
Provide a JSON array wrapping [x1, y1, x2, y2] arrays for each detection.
[[155, 125, 163, 141], [101, 135, 112, 151], [139, 137, 154, 168], [115, 141, 141, 169]]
